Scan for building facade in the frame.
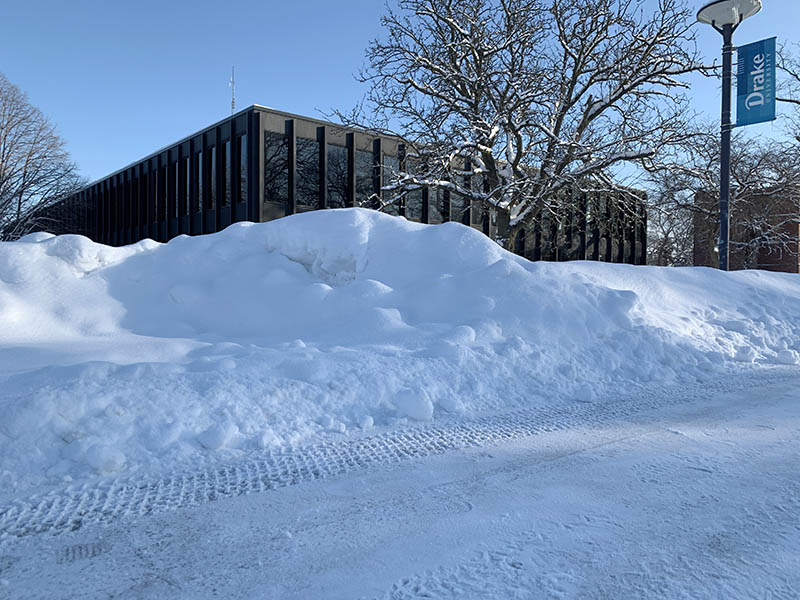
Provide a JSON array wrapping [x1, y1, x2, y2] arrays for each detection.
[[693, 190, 800, 273], [49, 105, 646, 264]]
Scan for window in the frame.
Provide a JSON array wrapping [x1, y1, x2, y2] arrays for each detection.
[[264, 131, 288, 204], [327, 143, 348, 208], [451, 162, 469, 224], [183, 156, 190, 216], [124, 174, 131, 229], [132, 173, 139, 227], [158, 163, 167, 220], [296, 137, 320, 208], [171, 161, 178, 218], [205, 146, 216, 210], [99, 187, 105, 234], [514, 230, 526, 256], [148, 168, 156, 223], [450, 192, 467, 224], [194, 152, 203, 213], [223, 140, 231, 208], [404, 188, 423, 221], [429, 188, 444, 224], [238, 135, 247, 203], [471, 174, 484, 225], [382, 154, 400, 216], [118, 179, 125, 232], [383, 154, 400, 187], [403, 157, 422, 222], [355, 149, 374, 207], [109, 183, 116, 234], [141, 170, 150, 225]]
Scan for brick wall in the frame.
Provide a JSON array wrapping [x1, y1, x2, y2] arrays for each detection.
[[692, 190, 800, 273]]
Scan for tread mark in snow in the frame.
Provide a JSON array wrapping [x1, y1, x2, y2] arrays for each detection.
[[56, 542, 109, 564], [0, 370, 796, 545]]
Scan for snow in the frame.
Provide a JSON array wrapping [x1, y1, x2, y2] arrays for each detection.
[[1, 208, 799, 501], [3, 378, 799, 598], [393, 388, 435, 421]]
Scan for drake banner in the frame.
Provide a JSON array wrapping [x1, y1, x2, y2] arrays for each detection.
[[736, 37, 776, 127]]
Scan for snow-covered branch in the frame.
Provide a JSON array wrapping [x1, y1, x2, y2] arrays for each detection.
[[340, 0, 703, 249]]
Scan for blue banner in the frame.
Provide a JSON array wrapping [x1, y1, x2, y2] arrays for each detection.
[[736, 37, 776, 127]]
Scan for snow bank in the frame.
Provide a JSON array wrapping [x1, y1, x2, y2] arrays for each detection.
[[1, 208, 799, 499]]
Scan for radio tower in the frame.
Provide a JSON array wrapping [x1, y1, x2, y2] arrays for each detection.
[[229, 66, 236, 115]]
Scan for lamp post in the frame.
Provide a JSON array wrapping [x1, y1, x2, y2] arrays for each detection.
[[697, 0, 761, 271]]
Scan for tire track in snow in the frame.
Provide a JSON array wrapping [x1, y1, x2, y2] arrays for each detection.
[[1, 369, 797, 544]]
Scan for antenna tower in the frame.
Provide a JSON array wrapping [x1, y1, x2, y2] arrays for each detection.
[[229, 66, 236, 114]]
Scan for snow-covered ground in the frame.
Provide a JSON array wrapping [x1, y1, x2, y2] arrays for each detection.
[[2, 375, 798, 599], [1, 208, 800, 598], [1, 208, 799, 502]]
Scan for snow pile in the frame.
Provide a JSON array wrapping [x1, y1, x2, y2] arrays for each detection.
[[1, 208, 799, 499]]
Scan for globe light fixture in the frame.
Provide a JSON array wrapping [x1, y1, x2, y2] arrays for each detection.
[[697, 0, 761, 26], [697, 0, 762, 271]]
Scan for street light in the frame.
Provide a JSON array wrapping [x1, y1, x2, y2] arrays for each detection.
[[697, 0, 762, 271]]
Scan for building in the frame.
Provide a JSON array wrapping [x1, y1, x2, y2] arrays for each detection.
[[47, 105, 646, 264], [509, 187, 647, 265], [693, 190, 800, 273]]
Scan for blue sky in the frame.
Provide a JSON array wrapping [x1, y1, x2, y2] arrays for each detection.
[[3, 0, 797, 182]]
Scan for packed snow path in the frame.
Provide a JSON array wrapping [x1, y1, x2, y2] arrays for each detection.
[[1, 375, 798, 599], [0, 368, 795, 544]]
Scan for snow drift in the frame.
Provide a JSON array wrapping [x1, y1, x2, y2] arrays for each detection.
[[1, 208, 799, 500]]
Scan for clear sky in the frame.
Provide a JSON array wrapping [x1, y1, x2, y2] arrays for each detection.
[[2, 0, 797, 183]]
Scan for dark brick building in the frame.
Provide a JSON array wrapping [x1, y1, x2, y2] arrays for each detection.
[[693, 190, 800, 273]]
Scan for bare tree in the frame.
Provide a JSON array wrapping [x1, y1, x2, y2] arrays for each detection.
[[345, 0, 702, 248], [778, 42, 800, 141], [648, 125, 800, 269], [0, 73, 84, 241], [646, 175, 695, 266]]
